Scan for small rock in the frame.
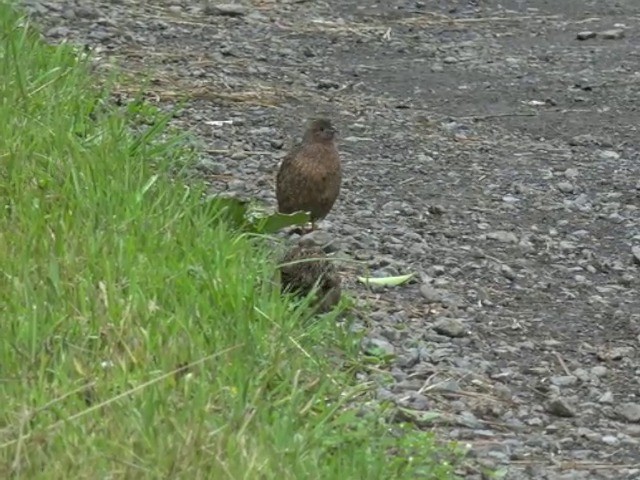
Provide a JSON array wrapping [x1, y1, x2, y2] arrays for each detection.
[[75, 6, 99, 18], [598, 149, 620, 160], [600, 29, 625, 40], [617, 403, 640, 422], [632, 246, 640, 265], [546, 397, 577, 417], [598, 391, 614, 404], [564, 168, 579, 179], [420, 284, 445, 303], [590, 365, 608, 377], [577, 427, 600, 441], [457, 411, 483, 428], [597, 346, 634, 361], [433, 318, 467, 338], [602, 435, 620, 446], [396, 350, 420, 368], [205, 3, 248, 16], [569, 134, 601, 146], [573, 368, 590, 382], [46, 26, 71, 37], [376, 387, 395, 402], [550, 375, 578, 387], [298, 230, 336, 251], [557, 181, 575, 193], [486, 230, 518, 243], [363, 337, 395, 357], [316, 79, 340, 90], [501, 264, 516, 280], [576, 31, 597, 40]]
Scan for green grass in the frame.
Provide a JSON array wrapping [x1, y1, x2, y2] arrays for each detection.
[[0, 3, 461, 478]]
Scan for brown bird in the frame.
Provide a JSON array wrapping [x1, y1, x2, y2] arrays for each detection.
[[279, 244, 342, 314], [276, 118, 342, 231]]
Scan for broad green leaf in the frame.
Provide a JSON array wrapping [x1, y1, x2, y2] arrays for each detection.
[[357, 273, 414, 287], [252, 210, 310, 234]]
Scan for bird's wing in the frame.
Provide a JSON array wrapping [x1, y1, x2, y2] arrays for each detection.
[[276, 142, 303, 182]]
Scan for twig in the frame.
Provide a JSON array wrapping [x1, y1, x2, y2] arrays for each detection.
[[399, 14, 562, 26], [453, 112, 538, 121], [552, 350, 572, 376], [206, 149, 275, 156], [509, 460, 640, 470]]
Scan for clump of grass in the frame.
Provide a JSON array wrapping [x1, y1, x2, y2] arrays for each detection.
[[0, 3, 461, 478]]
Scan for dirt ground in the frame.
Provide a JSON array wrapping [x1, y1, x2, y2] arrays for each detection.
[[24, 0, 640, 478]]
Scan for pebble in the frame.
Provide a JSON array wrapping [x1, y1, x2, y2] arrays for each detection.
[[576, 31, 596, 40], [363, 337, 395, 357], [598, 391, 614, 404], [547, 397, 577, 417], [433, 318, 467, 338], [557, 181, 575, 194], [598, 149, 620, 160], [550, 375, 578, 387], [617, 403, 640, 423], [600, 29, 625, 40], [486, 230, 518, 243], [204, 3, 248, 16], [419, 284, 445, 303]]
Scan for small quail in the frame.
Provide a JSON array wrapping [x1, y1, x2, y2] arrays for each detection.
[[276, 118, 342, 231]]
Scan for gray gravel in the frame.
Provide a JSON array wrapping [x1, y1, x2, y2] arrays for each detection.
[[23, 0, 640, 478]]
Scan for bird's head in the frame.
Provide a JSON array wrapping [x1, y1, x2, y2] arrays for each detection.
[[304, 118, 337, 143]]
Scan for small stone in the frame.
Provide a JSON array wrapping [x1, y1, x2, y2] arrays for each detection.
[[598, 391, 614, 404], [598, 346, 634, 360], [600, 29, 625, 40], [500, 264, 516, 280], [557, 181, 575, 193], [419, 285, 445, 303], [298, 230, 336, 251], [617, 403, 640, 422], [316, 79, 340, 90], [564, 168, 579, 179], [433, 318, 467, 338], [486, 230, 518, 243], [577, 31, 597, 40], [590, 365, 607, 377], [457, 411, 483, 428], [573, 368, 590, 382], [75, 6, 99, 18], [602, 435, 620, 446], [559, 241, 577, 251], [546, 397, 576, 417], [376, 387, 395, 402], [46, 26, 71, 37], [569, 134, 600, 146], [550, 375, 578, 387], [363, 337, 395, 357], [632, 246, 640, 265], [205, 3, 248, 16], [598, 149, 620, 160], [577, 427, 600, 441]]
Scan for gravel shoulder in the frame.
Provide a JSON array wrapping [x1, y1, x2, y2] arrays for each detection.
[[25, 1, 640, 478]]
